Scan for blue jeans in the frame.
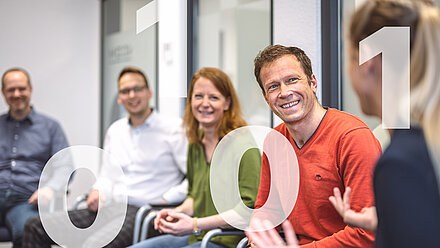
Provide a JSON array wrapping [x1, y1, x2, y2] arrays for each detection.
[[129, 234, 227, 248], [0, 189, 38, 248]]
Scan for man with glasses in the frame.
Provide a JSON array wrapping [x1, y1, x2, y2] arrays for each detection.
[[23, 67, 188, 247], [0, 67, 69, 248]]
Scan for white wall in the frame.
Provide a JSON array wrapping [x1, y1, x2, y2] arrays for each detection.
[[0, 0, 101, 147]]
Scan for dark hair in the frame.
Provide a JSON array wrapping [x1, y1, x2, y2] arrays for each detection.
[[2, 67, 31, 89], [118, 67, 149, 88], [254, 45, 313, 92], [183, 67, 247, 144]]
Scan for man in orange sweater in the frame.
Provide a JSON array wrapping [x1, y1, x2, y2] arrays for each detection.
[[251, 45, 381, 247]]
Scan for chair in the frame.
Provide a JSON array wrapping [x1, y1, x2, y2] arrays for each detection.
[[133, 203, 181, 244], [0, 191, 66, 243], [237, 237, 249, 248], [200, 228, 246, 248]]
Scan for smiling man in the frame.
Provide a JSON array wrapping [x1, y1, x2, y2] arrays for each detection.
[[252, 45, 381, 247], [0, 67, 69, 248]]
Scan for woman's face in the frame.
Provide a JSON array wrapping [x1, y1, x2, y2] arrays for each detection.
[[347, 43, 382, 118], [191, 77, 231, 130]]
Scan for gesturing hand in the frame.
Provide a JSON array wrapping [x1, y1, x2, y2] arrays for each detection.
[[246, 218, 298, 248], [329, 187, 377, 231]]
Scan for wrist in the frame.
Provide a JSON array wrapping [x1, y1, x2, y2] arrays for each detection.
[[192, 217, 201, 235]]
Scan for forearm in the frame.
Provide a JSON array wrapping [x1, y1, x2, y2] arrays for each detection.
[[175, 197, 194, 216], [197, 214, 232, 231], [162, 179, 188, 203], [300, 227, 374, 248]]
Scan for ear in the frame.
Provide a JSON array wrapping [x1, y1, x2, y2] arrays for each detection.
[[310, 74, 318, 94], [361, 54, 382, 78], [146, 88, 153, 99], [224, 96, 231, 111], [117, 94, 122, 104]]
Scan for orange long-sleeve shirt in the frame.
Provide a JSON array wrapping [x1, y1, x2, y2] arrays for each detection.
[[255, 108, 381, 247]]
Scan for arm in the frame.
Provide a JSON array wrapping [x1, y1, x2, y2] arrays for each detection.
[[157, 211, 232, 236], [30, 121, 70, 204], [162, 128, 189, 203], [329, 187, 377, 231], [157, 148, 261, 236]]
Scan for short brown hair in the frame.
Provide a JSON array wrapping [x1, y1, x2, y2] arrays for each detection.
[[254, 45, 313, 92], [118, 67, 149, 88], [2, 67, 31, 89], [183, 67, 247, 144]]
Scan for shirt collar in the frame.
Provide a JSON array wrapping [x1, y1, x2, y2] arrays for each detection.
[[6, 106, 35, 124], [128, 108, 156, 128]]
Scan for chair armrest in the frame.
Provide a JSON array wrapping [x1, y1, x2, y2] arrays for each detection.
[[200, 228, 245, 248], [237, 237, 249, 248], [139, 211, 158, 241], [132, 205, 152, 244], [150, 203, 181, 209]]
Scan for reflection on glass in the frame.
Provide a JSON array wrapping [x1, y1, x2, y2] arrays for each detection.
[[197, 0, 272, 127]]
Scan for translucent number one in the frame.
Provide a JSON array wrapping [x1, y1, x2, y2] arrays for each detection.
[[137, 0, 187, 118], [359, 27, 410, 129]]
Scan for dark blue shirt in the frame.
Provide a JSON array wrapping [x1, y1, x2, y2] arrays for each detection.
[[0, 108, 69, 195], [374, 127, 440, 247]]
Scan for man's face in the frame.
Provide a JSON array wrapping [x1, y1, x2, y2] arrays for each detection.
[[117, 72, 151, 117], [260, 55, 317, 125], [2, 71, 32, 115]]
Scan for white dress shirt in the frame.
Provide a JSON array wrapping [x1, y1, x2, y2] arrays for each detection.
[[94, 110, 188, 207]]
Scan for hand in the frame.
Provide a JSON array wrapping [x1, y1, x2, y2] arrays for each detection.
[[246, 219, 298, 248], [28, 187, 54, 205], [154, 208, 177, 230], [156, 211, 193, 236], [86, 189, 104, 212], [329, 187, 377, 231]]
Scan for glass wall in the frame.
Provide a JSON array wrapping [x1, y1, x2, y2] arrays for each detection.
[[194, 0, 272, 127], [101, 0, 157, 139]]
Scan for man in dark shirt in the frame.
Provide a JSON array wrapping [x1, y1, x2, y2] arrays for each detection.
[[0, 67, 69, 247]]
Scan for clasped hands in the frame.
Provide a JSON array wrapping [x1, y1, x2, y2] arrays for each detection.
[[153, 208, 194, 236]]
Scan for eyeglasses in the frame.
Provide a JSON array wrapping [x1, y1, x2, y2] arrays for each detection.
[[119, 85, 147, 95]]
